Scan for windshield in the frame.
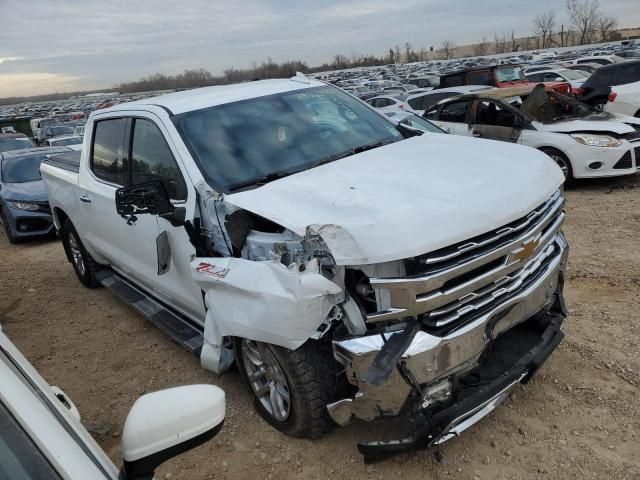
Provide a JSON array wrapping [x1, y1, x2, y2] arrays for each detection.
[[559, 69, 587, 80], [173, 85, 402, 192], [1, 155, 47, 183], [495, 66, 526, 83], [49, 126, 74, 136], [51, 137, 81, 146], [0, 138, 36, 153]]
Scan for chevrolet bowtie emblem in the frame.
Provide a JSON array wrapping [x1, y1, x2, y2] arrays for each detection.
[[513, 237, 540, 262]]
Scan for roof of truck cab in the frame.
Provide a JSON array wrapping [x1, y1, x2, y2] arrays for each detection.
[[106, 78, 327, 116]]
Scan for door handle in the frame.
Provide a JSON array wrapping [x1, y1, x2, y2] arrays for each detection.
[[79, 195, 92, 204]]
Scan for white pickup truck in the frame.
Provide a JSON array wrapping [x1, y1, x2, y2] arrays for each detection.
[[41, 76, 568, 460]]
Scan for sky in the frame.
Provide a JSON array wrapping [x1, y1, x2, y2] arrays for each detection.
[[0, 0, 638, 97]]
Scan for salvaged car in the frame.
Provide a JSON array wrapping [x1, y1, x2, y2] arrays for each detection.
[[425, 84, 640, 180], [41, 77, 569, 460], [0, 323, 225, 479]]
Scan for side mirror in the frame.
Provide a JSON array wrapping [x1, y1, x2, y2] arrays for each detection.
[[116, 181, 173, 217], [121, 385, 225, 480], [514, 116, 527, 130]]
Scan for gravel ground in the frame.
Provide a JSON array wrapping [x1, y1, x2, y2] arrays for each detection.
[[1, 175, 639, 480]]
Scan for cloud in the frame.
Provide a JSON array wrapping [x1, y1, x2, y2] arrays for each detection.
[[0, 0, 638, 96]]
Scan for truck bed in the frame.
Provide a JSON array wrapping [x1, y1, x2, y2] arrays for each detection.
[[43, 150, 81, 173]]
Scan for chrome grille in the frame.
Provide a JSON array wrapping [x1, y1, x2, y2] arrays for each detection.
[[367, 191, 565, 330]]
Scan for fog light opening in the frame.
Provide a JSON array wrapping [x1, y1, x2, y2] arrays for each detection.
[[588, 162, 603, 170]]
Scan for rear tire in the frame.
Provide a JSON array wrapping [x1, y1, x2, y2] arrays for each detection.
[[61, 219, 101, 288], [0, 207, 19, 244], [235, 337, 344, 438], [540, 147, 573, 185], [591, 98, 607, 111]]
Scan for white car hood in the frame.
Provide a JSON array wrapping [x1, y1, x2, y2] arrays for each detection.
[[225, 134, 563, 265], [539, 113, 640, 134]]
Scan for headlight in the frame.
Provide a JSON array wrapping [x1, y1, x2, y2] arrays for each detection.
[[7, 201, 40, 211], [570, 134, 622, 148]]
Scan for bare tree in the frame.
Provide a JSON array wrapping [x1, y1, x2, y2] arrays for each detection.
[[566, 0, 600, 45], [533, 10, 556, 49], [473, 37, 490, 56], [388, 47, 396, 63], [494, 33, 508, 54], [510, 30, 518, 52], [597, 15, 617, 42], [439, 40, 457, 59]]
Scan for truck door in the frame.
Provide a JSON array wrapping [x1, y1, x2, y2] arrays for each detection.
[[78, 116, 161, 292], [125, 115, 206, 321]]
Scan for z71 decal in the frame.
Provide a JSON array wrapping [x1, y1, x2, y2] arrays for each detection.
[[194, 262, 230, 278]]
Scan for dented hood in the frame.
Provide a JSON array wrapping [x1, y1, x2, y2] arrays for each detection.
[[225, 134, 563, 265], [537, 113, 640, 134]]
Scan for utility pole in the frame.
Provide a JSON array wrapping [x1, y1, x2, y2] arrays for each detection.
[[560, 24, 565, 47]]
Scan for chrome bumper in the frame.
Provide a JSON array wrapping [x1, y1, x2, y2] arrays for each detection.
[[328, 232, 568, 426]]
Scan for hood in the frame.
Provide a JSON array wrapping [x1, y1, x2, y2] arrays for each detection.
[[538, 114, 638, 134], [225, 135, 563, 265], [1, 180, 47, 202]]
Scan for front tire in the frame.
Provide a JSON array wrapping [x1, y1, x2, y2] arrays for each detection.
[[0, 207, 18, 244], [540, 147, 573, 185], [236, 338, 344, 438], [61, 219, 101, 288]]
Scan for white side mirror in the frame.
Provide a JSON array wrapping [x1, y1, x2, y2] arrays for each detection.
[[121, 385, 225, 480]]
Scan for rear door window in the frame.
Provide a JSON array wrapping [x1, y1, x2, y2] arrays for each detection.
[[616, 63, 640, 85], [91, 118, 127, 185], [130, 118, 187, 200]]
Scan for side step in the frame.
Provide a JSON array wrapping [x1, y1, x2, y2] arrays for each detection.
[[96, 270, 204, 356]]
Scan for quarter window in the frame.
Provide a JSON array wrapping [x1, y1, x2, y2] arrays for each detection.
[[91, 118, 127, 185], [130, 119, 187, 200]]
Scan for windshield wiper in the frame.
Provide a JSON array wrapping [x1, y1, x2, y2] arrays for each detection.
[[228, 171, 296, 192], [312, 139, 396, 168]]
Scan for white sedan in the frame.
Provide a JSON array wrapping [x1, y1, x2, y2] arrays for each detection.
[[525, 68, 589, 89], [0, 324, 225, 479], [365, 95, 412, 114], [407, 86, 493, 116], [605, 81, 640, 118], [423, 85, 640, 181]]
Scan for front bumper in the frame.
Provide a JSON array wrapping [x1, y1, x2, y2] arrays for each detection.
[[569, 141, 640, 178], [328, 232, 568, 459], [4, 206, 54, 239]]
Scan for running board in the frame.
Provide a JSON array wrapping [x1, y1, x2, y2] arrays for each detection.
[[96, 270, 204, 356]]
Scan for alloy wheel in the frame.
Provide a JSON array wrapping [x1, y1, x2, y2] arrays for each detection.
[[241, 339, 291, 421], [68, 231, 86, 277]]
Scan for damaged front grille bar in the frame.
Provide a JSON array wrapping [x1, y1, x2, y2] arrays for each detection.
[[366, 192, 565, 325]]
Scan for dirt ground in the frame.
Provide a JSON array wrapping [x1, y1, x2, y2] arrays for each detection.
[[1, 175, 639, 480]]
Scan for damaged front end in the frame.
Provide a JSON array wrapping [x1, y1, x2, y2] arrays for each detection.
[[327, 190, 568, 460], [191, 180, 568, 460]]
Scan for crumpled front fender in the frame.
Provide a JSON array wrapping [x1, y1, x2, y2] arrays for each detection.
[[191, 257, 342, 373]]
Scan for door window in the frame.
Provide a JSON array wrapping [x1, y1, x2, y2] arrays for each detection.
[[616, 63, 640, 85], [0, 403, 61, 479], [91, 118, 127, 185], [476, 101, 517, 127], [467, 71, 492, 85], [130, 119, 187, 200], [439, 101, 472, 123]]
